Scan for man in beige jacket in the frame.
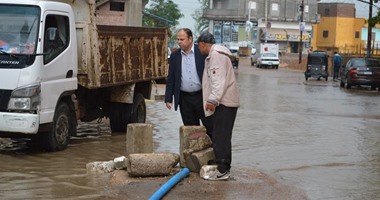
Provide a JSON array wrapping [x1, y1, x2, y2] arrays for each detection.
[[197, 32, 240, 181]]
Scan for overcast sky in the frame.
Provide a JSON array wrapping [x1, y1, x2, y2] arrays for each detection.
[[171, 0, 201, 30], [168, 0, 378, 29]]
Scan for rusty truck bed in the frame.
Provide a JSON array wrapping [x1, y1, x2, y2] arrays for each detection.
[[77, 25, 169, 89]]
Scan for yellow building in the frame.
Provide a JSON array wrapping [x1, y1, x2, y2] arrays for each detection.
[[311, 2, 366, 54]]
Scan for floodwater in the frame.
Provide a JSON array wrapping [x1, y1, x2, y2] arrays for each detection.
[[1, 58, 380, 200]]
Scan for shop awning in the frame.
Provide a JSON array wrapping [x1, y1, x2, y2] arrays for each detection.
[[261, 28, 310, 42]]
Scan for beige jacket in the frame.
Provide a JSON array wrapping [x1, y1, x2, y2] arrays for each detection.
[[202, 44, 240, 117]]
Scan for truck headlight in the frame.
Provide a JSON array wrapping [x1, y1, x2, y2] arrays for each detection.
[[8, 84, 41, 111]]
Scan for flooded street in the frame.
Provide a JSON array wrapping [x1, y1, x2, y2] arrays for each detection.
[[1, 58, 380, 200]]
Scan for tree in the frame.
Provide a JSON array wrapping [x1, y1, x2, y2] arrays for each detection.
[[143, 0, 183, 28], [192, 0, 209, 36], [143, 0, 183, 47], [368, 10, 380, 27]]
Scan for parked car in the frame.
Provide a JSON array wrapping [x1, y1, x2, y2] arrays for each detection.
[[304, 51, 329, 81], [339, 57, 380, 90], [229, 46, 239, 69], [256, 52, 280, 69]]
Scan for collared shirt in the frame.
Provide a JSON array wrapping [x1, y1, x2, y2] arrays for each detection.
[[180, 44, 201, 92]]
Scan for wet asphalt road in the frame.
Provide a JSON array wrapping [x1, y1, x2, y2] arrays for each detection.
[[0, 58, 379, 200]]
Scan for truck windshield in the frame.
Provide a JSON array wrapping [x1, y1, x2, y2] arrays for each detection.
[[0, 5, 40, 55]]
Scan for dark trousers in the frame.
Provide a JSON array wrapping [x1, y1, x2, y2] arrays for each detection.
[[333, 66, 340, 79], [179, 91, 213, 137], [212, 105, 238, 173]]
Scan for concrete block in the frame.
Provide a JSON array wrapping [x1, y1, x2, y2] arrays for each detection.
[[126, 153, 180, 177], [126, 123, 153, 155], [86, 160, 115, 173], [179, 126, 212, 167], [113, 156, 127, 170], [185, 147, 216, 172], [199, 165, 217, 179]]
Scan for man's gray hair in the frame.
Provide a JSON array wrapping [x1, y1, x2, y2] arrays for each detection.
[[197, 32, 216, 44]]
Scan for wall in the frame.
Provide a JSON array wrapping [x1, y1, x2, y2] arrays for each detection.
[[96, 2, 126, 25], [318, 3, 355, 18], [96, 0, 144, 26]]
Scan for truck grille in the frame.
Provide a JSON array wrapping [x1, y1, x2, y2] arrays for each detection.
[[0, 90, 11, 111]]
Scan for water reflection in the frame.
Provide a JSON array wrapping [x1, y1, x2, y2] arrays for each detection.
[[232, 68, 380, 200], [0, 64, 379, 200]]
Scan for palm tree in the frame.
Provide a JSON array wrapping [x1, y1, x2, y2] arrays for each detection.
[[192, 0, 209, 36]]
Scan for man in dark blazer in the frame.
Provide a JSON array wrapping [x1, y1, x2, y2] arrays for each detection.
[[164, 28, 213, 137]]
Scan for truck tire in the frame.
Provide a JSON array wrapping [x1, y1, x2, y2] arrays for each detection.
[[109, 93, 146, 132], [109, 102, 132, 133], [131, 93, 146, 123], [41, 102, 72, 151]]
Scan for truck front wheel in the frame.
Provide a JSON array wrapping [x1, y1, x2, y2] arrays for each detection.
[[41, 102, 72, 151]]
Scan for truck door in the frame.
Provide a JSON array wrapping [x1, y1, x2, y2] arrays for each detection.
[[39, 13, 77, 124]]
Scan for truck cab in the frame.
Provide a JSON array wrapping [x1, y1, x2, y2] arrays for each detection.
[[0, 1, 78, 150], [0, 0, 168, 151]]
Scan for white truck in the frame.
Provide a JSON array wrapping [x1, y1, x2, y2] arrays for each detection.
[[259, 43, 279, 57], [251, 43, 280, 69], [0, 0, 169, 151]]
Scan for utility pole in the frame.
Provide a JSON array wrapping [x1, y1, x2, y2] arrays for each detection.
[[247, 1, 255, 46], [247, 2, 251, 46], [298, 0, 304, 64], [367, 0, 373, 57], [265, 0, 268, 43]]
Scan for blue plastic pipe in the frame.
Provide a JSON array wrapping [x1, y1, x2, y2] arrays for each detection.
[[149, 168, 190, 200]]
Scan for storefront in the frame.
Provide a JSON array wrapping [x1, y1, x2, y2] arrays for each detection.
[[259, 28, 311, 54], [213, 21, 246, 44]]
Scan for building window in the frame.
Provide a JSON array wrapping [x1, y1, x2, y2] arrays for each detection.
[[355, 31, 360, 38], [249, 1, 256, 10], [110, 2, 125, 11], [323, 30, 328, 38], [271, 3, 280, 17], [272, 3, 279, 11], [325, 8, 330, 16]]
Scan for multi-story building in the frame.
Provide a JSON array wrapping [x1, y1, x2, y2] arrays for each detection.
[[312, 2, 380, 55], [202, 0, 320, 54], [312, 3, 360, 53]]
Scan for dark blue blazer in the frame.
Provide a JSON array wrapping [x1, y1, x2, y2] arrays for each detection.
[[165, 44, 206, 111]]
